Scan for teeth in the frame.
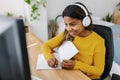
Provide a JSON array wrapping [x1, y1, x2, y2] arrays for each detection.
[[70, 32, 74, 35], [69, 31, 76, 35]]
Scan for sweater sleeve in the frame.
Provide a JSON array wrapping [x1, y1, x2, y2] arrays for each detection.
[[73, 39, 106, 76], [41, 32, 64, 61]]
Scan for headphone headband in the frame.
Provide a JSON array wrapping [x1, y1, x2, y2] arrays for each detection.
[[73, 3, 88, 16], [72, 3, 91, 27]]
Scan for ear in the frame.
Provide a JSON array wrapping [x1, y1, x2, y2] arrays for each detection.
[[82, 16, 91, 27]]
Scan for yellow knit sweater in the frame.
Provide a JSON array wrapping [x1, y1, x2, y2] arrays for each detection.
[[41, 31, 105, 79]]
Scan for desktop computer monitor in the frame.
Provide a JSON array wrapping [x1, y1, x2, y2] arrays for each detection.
[[0, 16, 31, 80]]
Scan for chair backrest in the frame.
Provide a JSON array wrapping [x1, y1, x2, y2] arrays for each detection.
[[92, 24, 114, 79]]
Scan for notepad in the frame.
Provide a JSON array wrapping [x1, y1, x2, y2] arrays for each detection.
[[36, 41, 78, 70], [57, 41, 79, 62], [36, 54, 61, 69]]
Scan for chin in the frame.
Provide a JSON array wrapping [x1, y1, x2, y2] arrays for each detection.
[[69, 32, 77, 37], [70, 34, 76, 37]]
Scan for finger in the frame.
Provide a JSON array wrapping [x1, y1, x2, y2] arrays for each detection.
[[51, 58, 56, 65], [53, 58, 58, 67], [61, 61, 70, 67], [48, 58, 55, 67], [55, 58, 58, 64], [63, 60, 69, 63], [62, 63, 70, 69], [62, 60, 75, 69], [48, 61, 53, 67], [62, 60, 71, 65], [49, 58, 58, 67]]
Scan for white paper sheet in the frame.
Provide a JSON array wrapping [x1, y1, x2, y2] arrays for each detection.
[[57, 41, 78, 62], [36, 54, 61, 70], [36, 41, 78, 70]]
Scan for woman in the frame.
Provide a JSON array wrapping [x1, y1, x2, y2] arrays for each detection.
[[41, 2, 105, 80]]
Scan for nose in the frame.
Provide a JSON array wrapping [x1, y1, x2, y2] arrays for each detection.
[[66, 25, 72, 31]]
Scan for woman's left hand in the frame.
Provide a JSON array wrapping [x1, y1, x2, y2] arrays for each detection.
[[61, 59, 75, 69]]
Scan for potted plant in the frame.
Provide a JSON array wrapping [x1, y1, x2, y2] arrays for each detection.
[[116, 2, 120, 10], [24, 0, 46, 21], [48, 19, 58, 39], [112, 2, 120, 24], [102, 13, 112, 22]]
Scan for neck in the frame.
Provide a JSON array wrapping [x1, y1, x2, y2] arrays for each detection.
[[79, 29, 92, 37]]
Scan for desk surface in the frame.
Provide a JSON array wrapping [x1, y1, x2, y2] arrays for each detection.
[[26, 32, 91, 80]]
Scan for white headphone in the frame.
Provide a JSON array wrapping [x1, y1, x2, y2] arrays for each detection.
[[73, 3, 91, 27]]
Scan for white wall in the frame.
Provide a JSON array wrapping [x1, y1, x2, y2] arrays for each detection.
[[1, 0, 120, 41], [46, 0, 120, 21], [23, 2, 48, 42], [0, 0, 24, 17], [0, 0, 48, 42], [28, 5, 48, 42]]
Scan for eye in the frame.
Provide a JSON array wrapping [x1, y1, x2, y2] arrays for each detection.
[[70, 23, 76, 27], [65, 23, 67, 26]]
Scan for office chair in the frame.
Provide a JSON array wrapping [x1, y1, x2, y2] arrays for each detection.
[[92, 24, 114, 80]]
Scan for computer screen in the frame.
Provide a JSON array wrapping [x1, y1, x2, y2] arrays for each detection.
[[0, 16, 31, 80]]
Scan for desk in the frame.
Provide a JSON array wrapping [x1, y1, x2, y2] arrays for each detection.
[[26, 32, 91, 80]]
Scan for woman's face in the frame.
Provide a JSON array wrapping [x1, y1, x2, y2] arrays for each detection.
[[64, 16, 84, 37]]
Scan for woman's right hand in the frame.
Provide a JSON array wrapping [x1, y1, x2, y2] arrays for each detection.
[[47, 57, 58, 68]]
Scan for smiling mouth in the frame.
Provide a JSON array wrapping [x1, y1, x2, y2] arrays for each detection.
[[69, 31, 76, 36]]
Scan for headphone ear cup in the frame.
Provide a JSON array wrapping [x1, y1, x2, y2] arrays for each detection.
[[82, 16, 91, 27]]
